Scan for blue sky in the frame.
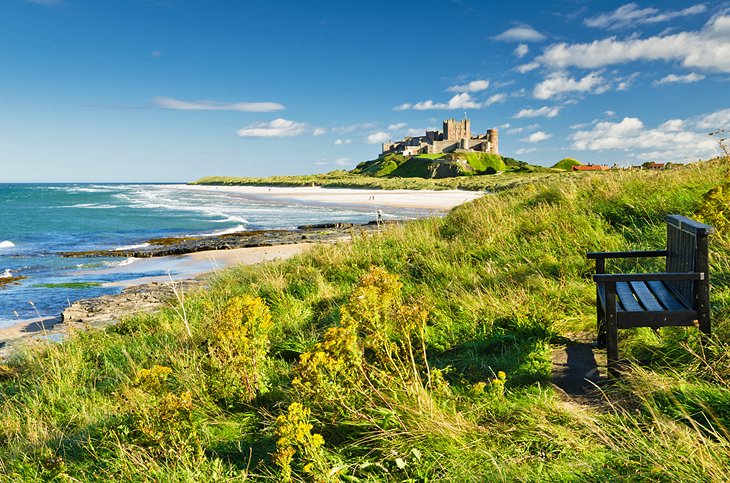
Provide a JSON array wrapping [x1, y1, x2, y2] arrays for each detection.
[[2, 0, 729, 182]]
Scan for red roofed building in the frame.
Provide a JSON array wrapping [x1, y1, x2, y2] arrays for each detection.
[[572, 164, 610, 171]]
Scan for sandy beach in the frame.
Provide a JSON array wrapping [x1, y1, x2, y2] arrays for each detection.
[[176, 184, 484, 210]]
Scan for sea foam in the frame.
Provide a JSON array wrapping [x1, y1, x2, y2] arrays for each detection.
[[197, 225, 247, 237], [0, 241, 15, 249], [114, 243, 151, 251]]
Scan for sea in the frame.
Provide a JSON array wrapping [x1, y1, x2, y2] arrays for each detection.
[[0, 183, 429, 328]]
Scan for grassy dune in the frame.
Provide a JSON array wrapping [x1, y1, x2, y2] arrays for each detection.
[[191, 170, 561, 192], [2, 160, 730, 481]]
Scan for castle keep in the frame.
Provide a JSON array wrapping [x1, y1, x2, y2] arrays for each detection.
[[381, 118, 499, 157]]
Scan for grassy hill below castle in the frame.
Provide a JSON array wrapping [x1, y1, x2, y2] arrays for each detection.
[[193, 153, 554, 191], [2, 159, 730, 480]]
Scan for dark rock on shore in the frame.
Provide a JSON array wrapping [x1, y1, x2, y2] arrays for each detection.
[[61, 279, 204, 326], [61, 221, 394, 259]]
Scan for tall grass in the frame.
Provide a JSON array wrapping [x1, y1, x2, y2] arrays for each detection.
[[1, 160, 729, 480]]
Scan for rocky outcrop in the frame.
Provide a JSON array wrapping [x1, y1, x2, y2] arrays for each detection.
[[61, 221, 395, 259], [61, 279, 204, 326]]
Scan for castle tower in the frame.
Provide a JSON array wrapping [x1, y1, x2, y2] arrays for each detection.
[[443, 118, 470, 140], [487, 128, 499, 154]]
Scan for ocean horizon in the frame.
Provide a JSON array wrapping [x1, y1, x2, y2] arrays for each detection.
[[0, 183, 430, 327]]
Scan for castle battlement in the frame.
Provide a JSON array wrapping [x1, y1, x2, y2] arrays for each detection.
[[381, 118, 498, 157]]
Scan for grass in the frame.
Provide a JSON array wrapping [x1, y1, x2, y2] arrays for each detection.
[[2, 159, 730, 480], [193, 170, 566, 192], [31, 282, 102, 289]]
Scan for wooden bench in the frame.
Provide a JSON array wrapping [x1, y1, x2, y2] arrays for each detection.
[[587, 215, 713, 375]]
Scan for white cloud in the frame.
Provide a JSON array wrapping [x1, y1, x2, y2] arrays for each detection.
[[605, 110, 616, 117], [334, 139, 352, 145], [484, 93, 508, 106], [395, 92, 482, 111], [523, 131, 551, 143], [534, 71, 606, 99], [515, 147, 537, 155], [507, 123, 540, 134], [330, 122, 379, 134], [406, 128, 427, 137], [447, 80, 490, 93], [387, 122, 407, 130], [696, 108, 730, 130], [494, 25, 546, 42], [313, 128, 327, 136], [366, 131, 391, 144], [514, 106, 561, 119], [315, 158, 353, 167], [585, 3, 708, 30], [516, 62, 540, 73], [538, 14, 730, 73], [660, 119, 685, 132], [653, 72, 706, 85], [155, 96, 285, 112], [569, 113, 721, 161], [514, 44, 529, 58], [237, 119, 308, 138]]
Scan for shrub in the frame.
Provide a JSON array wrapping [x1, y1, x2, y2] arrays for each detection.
[[697, 180, 730, 234], [204, 295, 274, 404], [273, 402, 332, 482], [293, 266, 430, 412]]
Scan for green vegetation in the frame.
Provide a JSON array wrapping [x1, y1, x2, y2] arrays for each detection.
[[195, 153, 554, 190], [32, 282, 102, 289], [193, 169, 565, 192], [552, 157, 583, 170], [458, 152, 506, 174], [3, 159, 730, 480]]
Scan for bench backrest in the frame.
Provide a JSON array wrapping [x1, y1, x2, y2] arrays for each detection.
[[665, 215, 714, 308]]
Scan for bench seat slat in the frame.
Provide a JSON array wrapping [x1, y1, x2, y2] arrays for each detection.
[[597, 281, 691, 314], [629, 281, 664, 312], [646, 280, 688, 311], [615, 282, 643, 312]]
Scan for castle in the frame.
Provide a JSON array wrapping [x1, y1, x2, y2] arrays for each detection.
[[381, 118, 499, 157]]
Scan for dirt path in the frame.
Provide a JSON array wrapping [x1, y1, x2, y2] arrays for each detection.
[[551, 334, 608, 404]]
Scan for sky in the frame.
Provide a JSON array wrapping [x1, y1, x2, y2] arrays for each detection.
[[1, 0, 730, 182]]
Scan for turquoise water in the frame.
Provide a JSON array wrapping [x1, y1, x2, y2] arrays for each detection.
[[0, 184, 427, 326]]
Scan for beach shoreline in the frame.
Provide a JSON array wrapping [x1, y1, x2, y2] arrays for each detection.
[[176, 184, 484, 210], [0, 185, 483, 360], [0, 243, 315, 360]]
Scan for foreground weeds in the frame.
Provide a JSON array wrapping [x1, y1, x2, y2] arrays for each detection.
[[1, 160, 730, 480]]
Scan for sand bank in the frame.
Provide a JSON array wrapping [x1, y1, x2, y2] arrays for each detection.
[[176, 184, 484, 210]]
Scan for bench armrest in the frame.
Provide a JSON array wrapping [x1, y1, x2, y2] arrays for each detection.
[[587, 250, 667, 260], [593, 272, 705, 283]]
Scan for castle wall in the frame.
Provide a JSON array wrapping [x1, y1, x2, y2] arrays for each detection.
[[381, 120, 499, 156]]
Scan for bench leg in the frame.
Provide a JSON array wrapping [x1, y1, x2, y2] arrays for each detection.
[[607, 316, 619, 378], [605, 282, 619, 378], [698, 313, 711, 338], [596, 297, 606, 348]]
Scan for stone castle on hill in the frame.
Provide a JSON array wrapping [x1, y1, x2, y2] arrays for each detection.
[[381, 118, 499, 157]]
